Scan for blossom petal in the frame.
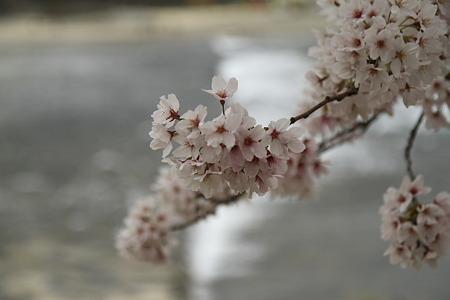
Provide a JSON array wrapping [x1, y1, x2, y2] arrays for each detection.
[[225, 77, 238, 95], [211, 76, 226, 91]]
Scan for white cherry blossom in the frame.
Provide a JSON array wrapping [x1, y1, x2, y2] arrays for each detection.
[[175, 104, 207, 139], [202, 75, 238, 101], [390, 40, 420, 78], [237, 125, 268, 161], [149, 123, 175, 158], [200, 114, 240, 149], [151, 94, 180, 126]]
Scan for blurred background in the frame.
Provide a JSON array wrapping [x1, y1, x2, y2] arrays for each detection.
[[0, 1, 449, 300]]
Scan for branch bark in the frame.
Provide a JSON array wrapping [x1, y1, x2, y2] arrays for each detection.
[[170, 193, 243, 231], [290, 87, 358, 125], [405, 112, 424, 180], [318, 113, 379, 153]]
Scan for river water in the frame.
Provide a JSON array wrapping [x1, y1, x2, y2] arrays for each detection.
[[1, 32, 449, 300], [0, 37, 219, 300]]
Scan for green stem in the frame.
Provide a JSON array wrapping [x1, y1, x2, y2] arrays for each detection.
[[220, 99, 225, 115]]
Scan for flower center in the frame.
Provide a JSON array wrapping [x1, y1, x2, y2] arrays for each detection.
[[376, 39, 386, 49], [216, 90, 228, 99], [244, 137, 254, 146], [216, 125, 226, 133], [270, 130, 280, 139]]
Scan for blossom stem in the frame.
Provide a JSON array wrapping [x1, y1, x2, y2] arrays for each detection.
[[170, 193, 243, 231], [398, 17, 410, 27], [220, 99, 226, 115], [318, 113, 379, 153], [405, 112, 424, 180], [289, 87, 358, 125]]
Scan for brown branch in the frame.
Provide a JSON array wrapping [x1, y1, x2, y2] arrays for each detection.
[[290, 87, 359, 125], [170, 193, 244, 231], [318, 114, 379, 153], [405, 112, 424, 180]]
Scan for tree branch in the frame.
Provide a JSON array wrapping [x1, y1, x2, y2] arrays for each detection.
[[318, 114, 379, 153], [405, 112, 424, 180], [290, 87, 359, 125], [170, 193, 244, 231]]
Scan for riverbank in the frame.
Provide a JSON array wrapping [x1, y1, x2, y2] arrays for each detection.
[[0, 4, 324, 44]]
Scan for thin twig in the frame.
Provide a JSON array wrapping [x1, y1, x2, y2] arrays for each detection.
[[290, 87, 359, 125], [318, 114, 379, 153], [171, 193, 243, 231], [405, 112, 424, 180]]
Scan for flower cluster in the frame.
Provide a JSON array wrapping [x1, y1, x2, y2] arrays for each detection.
[[272, 138, 328, 199], [150, 77, 307, 199], [152, 167, 217, 219], [116, 197, 173, 263], [118, 75, 327, 263], [379, 175, 450, 268], [116, 167, 216, 263], [305, 0, 450, 135]]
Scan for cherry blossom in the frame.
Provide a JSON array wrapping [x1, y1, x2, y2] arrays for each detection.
[[151, 94, 180, 126], [116, 197, 173, 263], [149, 123, 175, 158], [237, 125, 268, 161], [200, 114, 241, 149], [380, 175, 450, 268], [175, 104, 207, 139], [202, 75, 238, 101]]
